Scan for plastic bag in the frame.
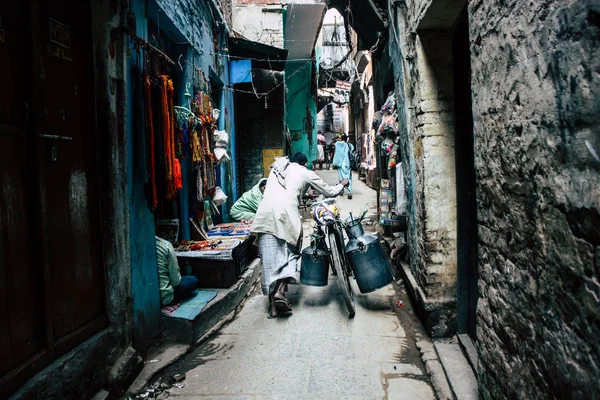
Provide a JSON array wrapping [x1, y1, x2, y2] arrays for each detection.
[[213, 130, 229, 147], [212, 186, 228, 206], [212, 108, 221, 122], [214, 147, 230, 162]]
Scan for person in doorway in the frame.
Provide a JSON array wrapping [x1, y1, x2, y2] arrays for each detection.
[[230, 178, 267, 222], [252, 152, 349, 318], [156, 235, 199, 306], [333, 134, 354, 199], [323, 128, 334, 169]]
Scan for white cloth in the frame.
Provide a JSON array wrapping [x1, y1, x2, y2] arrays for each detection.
[[395, 163, 406, 215], [324, 131, 334, 144], [317, 144, 325, 161], [258, 233, 299, 295], [252, 162, 344, 246]]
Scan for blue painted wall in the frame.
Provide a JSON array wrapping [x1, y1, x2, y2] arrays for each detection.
[[127, 0, 160, 351], [127, 0, 235, 350], [285, 60, 318, 168]]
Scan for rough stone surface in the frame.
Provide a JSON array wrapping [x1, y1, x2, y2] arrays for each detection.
[[467, 0, 600, 398], [386, 0, 468, 337], [390, 0, 600, 397]]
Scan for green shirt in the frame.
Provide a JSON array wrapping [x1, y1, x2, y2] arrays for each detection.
[[156, 236, 181, 305], [230, 178, 266, 221]]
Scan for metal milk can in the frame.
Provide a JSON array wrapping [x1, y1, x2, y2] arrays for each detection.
[[345, 218, 394, 293], [300, 237, 330, 286]]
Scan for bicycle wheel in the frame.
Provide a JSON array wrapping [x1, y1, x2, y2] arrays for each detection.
[[328, 229, 355, 318]]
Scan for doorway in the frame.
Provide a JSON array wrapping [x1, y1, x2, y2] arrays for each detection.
[[0, 1, 106, 396], [453, 10, 478, 340]]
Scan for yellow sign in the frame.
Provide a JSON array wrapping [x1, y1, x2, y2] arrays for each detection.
[[262, 148, 284, 177]]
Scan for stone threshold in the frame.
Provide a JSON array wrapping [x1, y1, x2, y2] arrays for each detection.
[[396, 261, 457, 338], [434, 337, 478, 400], [125, 258, 261, 396], [398, 261, 479, 399]]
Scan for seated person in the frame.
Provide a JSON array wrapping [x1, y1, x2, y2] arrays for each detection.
[[230, 178, 267, 222], [156, 235, 199, 306]]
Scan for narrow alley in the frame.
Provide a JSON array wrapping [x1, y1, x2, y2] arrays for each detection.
[[1, 0, 598, 399], [138, 170, 436, 400]]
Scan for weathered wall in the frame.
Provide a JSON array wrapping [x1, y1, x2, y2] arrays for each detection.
[[126, 0, 234, 351], [388, 0, 463, 337], [233, 3, 284, 48], [12, 1, 136, 398], [469, 0, 600, 398], [127, 0, 161, 353], [235, 72, 285, 193]]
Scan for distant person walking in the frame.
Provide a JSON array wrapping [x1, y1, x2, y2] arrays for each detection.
[[333, 134, 354, 199], [323, 128, 334, 169], [316, 132, 326, 170]]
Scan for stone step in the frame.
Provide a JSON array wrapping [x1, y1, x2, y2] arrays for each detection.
[[161, 258, 262, 344], [434, 339, 478, 400]]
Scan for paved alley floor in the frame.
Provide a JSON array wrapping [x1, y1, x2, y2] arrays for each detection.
[[147, 171, 436, 400]]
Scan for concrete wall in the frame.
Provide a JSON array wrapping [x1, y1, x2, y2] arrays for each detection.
[[127, 0, 161, 353], [233, 0, 284, 48], [469, 0, 600, 398]]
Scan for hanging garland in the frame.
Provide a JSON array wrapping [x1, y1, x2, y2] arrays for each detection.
[[143, 76, 158, 210]]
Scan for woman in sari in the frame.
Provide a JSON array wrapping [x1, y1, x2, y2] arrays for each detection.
[[251, 152, 349, 318]]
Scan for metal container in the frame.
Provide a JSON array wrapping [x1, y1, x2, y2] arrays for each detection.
[[344, 217, 365, 240], [346, 233, 394, 293], [300, 245, 330, 286]]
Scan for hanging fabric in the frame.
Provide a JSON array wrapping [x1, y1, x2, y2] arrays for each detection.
[[144, 76, 158, 209]]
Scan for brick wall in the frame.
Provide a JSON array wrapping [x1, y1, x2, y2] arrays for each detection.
[[469, 0, 600, 398], [214, 0, 233, 28], [235, 79, 285, 193]]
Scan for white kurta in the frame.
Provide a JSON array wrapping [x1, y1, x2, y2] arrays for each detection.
[[251, 162, 344, 246]]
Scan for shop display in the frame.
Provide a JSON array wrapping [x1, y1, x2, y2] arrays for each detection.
[[376, 91, 405, 227], [139, 59, 229, 239]]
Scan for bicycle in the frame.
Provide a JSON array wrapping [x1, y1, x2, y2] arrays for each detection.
[[309, 197, 356, 318]]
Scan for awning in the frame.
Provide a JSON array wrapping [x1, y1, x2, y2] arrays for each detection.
[[228, 37, 289, 71], [327, 0, 386, 49]]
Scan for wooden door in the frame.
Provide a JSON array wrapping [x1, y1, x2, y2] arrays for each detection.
[[0, 0, 46, 382], [0, 0, 107, 396], [31, 0, 107, 354]]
